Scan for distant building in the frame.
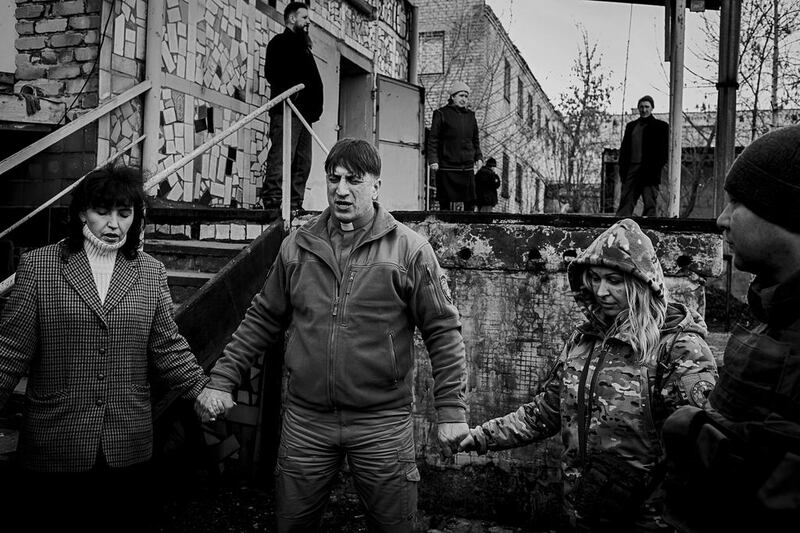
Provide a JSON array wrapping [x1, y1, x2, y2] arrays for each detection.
[[416, 0, 564, 213], [599, 109, 800, 218]]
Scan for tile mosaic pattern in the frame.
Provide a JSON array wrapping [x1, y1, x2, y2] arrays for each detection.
[[153, 0, 412, 207], [97, 0, 146, 165]]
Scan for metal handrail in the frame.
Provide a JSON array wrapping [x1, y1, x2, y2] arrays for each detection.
[[0, 83, 326, 297], [142, 85, 305, 192], [0, 81, 152, 178], [0, 135, 146, 295]]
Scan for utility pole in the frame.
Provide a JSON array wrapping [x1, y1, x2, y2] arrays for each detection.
[[667, 0, 687, 218], [772, 0, 780, 129]]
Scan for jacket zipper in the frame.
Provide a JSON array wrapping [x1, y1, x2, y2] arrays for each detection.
[[328, 281, 340, 406], [388, 331, 400, 385], [339, 270, 356, 323]]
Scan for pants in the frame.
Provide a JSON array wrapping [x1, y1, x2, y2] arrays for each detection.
[[616, 165, 659, 217], [262, 110, 313, 209], [275, 405, 419, 533]]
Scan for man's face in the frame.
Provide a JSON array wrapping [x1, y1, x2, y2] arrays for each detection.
[[716, 193, 783, 277], [326, 165, 380, 225], [638, 101, 653, 118], [452, 91, 469, 108], [288, 8, 310, 32]]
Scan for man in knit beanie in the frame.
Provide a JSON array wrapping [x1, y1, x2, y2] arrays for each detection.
[[662, 125, 800, 532]]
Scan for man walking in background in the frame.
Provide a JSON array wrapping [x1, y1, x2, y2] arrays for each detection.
[[616, 95, 669, 217], [260, 2, 323, 213]]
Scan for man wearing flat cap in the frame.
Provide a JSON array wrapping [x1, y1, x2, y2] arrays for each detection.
[[662, 125, 800, 532], [427, 81, 483, 211]]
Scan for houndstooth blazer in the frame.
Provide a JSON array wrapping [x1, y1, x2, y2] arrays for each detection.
[[0, 241, 209, 472]]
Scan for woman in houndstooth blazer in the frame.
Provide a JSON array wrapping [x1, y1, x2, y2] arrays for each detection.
[[0, 165, 210, 530]]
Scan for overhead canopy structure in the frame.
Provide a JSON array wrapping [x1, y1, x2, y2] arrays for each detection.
[[585, 0, 740, 217]]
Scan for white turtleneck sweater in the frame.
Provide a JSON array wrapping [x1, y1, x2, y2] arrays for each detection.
[[82, 225, 126, 304]]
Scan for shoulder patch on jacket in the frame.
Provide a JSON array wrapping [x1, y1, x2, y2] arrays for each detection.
[[440, 275, 453, 304], [680, 371, 716, 407]]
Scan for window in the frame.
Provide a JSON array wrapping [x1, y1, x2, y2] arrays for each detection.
[[537, 105, 542, 134], [515, 164, 523, 203], [527, 94, 533, 129], [419, 32, 445, 74], [503, 60, 511, 102], [501, 153, 510, 198], [517, 78, 523, 117]]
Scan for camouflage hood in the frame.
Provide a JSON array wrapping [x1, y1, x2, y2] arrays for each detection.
[[568, 218, 667, 321]]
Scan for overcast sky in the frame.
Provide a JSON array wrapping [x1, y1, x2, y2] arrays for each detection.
[[485, 0, 720, 115]]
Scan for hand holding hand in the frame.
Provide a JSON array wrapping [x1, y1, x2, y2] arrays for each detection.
[[475, 159, 483, 171], [430, 163, 439, 172], [437, 421, 470, 458], [458, 431, 476, 453], [194, 388, 236, 423]]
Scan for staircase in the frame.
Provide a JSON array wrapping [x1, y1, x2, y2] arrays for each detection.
[[0, 202, 294, 478]]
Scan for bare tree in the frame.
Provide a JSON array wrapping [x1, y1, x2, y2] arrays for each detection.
[[547, 28, 613, 212], [691, 1, 800, 140]]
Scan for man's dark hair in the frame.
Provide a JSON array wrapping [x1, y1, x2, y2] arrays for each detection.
[[67, 163, 146, 260], [324, 138, 381, 179], [486, 157, 497, 168], [638, 95, 655, 108], [284, 2, 308, 22]]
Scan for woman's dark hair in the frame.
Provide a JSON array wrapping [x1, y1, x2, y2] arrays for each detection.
[[67, 164, 146, 259]]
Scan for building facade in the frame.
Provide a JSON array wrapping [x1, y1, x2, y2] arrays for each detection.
[[416, 0, 564, 214], [2, 0, 420, 214]]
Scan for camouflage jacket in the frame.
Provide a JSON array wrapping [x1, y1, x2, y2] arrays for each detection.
[[469, 219, 718, 526]]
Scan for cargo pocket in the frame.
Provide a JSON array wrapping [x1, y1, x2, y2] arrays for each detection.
[[399, 452, 420, 524]]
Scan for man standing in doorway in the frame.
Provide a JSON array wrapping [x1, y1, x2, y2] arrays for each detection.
[[198, 139, 469, 532], [616, 95, 669, 217], [260, 2, 323, 212]]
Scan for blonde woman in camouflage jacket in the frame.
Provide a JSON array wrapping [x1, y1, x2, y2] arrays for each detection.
[[459, 218, 718, 532]]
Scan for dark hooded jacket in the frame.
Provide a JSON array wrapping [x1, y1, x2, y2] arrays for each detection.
[[468, 219, 718, 529], [662, 271, 800, 532]]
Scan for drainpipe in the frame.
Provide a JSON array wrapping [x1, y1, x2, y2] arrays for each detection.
[[142, 0, 165, 189], [408, 3, 419, 85]]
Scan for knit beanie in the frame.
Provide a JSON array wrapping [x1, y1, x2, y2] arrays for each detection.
[[450, 81, 470, 96], [724, 125, 800, 233]]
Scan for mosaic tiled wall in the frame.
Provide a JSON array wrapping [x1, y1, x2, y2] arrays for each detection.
[[96, 0, 147, 167], [156, 0, 413, 207]]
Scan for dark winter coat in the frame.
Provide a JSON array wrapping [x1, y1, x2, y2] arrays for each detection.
[[663, 270, 800, 532], [474, 165, 500, 206], [427, 104, 482, 168], [265, 28, 323, 122], [618, 115, 669, 185]]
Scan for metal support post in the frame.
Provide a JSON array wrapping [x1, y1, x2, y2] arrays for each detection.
[[142, 0, 165, 187], [282, 100, 292, 230], [667, 0, 686, 217]]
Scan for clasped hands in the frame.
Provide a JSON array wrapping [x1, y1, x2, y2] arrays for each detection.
[[194, 388, 236, 423], [194, 392, 481, 457]]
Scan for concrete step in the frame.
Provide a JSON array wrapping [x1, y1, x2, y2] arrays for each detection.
[[166, 269, 215, 307], [145, 239, 247, 273]]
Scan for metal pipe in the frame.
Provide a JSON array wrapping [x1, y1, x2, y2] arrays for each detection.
[[667, 0, 687, 217]]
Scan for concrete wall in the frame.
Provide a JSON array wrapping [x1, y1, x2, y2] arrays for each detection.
[[402, 214, 723, 526]]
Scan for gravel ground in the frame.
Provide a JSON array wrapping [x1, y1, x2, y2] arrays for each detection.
[[153, 476, 534, 533]]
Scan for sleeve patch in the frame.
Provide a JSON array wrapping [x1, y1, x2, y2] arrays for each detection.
[[680, 372, 716, 406], [439, 275, 453, 304]]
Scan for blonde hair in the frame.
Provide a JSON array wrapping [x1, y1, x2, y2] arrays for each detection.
[[582, 268, 667, 366]]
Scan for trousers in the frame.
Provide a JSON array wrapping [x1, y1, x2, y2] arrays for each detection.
[[616, 165, 659, 217], [262, 110, 313, 209], [275, 405, 419, 533]]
